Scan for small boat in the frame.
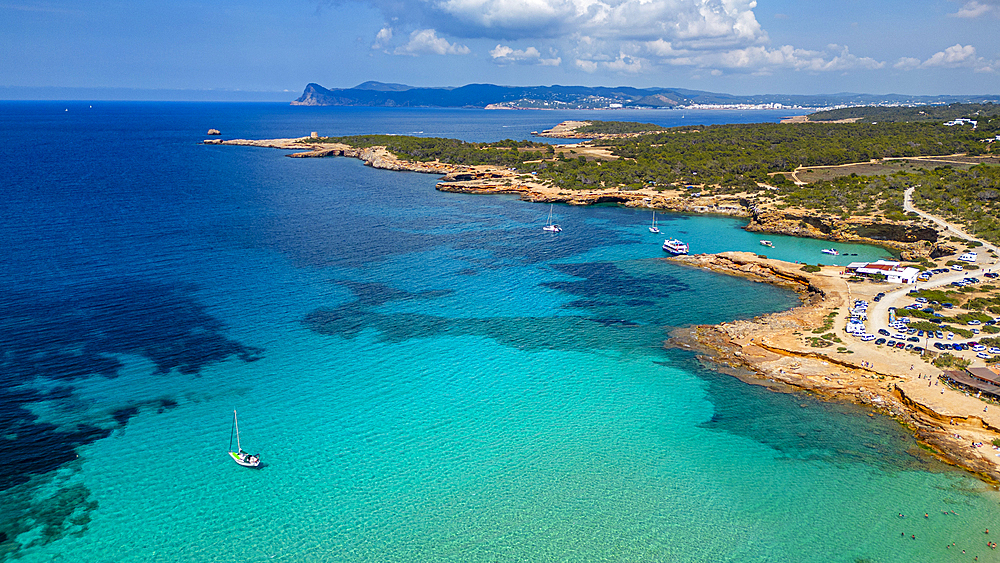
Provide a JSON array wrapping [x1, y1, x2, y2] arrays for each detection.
[[228, 409, 261, 468], [649, 210, 660, 234], [821, 248, 839, 256], [662, 238, 689, 255], [543, 204, 562, 232], [760, 240, 774, 248]]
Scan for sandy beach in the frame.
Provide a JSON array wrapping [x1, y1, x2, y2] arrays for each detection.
[[668, 251, 1000, 484]]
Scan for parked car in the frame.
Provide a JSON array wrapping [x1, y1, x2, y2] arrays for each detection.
[[984, 272, 998, 279], [915, 297, 928, 303], [905, 344, 914, 351], [907, 336, 920, 342], [942, 303, 954, 309], [895, 342, 905, 349], [887, 340, 897, 347], [952, 264, 964, 271], [875, 338, 887, 346], [878, 329, 890, 336], [968, 320, 982, 325], [936, 331, 945, 339], [978, 352, 991, 359]]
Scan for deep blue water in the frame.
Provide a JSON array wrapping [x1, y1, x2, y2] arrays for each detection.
[[0, 102, 997, 562]]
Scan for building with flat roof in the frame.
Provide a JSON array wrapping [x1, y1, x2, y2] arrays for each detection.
[[846, 260, 920, 284]]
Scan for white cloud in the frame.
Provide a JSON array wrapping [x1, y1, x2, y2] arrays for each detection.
[[490, 44, 561, 66], [922, 44, 977, 67], [359, 0, 767, 47], [894, 44, 989, 70], [394, 29, 471, 56], [372, 27, 392, 50], [606, 42, 883, 74], [951, 0, 1000, 17]]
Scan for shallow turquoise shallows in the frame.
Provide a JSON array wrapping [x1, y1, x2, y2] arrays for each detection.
[[0, 103, 996, 563]]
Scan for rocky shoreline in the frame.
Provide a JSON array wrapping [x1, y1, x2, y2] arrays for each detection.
[[667, 252, 1000, 484], [204, 135, 958, 258]]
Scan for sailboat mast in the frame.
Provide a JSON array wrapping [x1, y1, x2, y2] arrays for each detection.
[[234, 409, 242, 452], [229, 411, 235, 452]]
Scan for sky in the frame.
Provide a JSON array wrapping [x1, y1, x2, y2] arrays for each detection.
[[1, 0, 998, 99]]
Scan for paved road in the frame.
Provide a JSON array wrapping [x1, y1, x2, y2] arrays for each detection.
[[861, 188, 999, 357]]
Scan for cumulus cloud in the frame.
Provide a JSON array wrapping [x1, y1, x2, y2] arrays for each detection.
[[893, 44, 990, 70], [351, 0, 906, 75], [571, 41, 882, 74], [394, 29, 471, 55], [355, 0, 767, 47], [490, 45, 561, 66], [951, 0, 1000, 17], [372, 27, 392, 50]]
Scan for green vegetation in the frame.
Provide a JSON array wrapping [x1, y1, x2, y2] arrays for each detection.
[[800, 264, 822, 273], [911, 166, 1000, 246], [306, 119, 1000, 244], [574, 121, 666, 135], [808, 103, 1000, 125], [934, 353, 972, 369], [302, 135, 549, 167], [812, 311, 837, 333]]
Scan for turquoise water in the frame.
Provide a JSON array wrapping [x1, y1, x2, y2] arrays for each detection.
[[1, 103, 998, 562]]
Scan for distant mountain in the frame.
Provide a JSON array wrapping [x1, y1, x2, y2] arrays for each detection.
[[291, 82, 1000, 109]]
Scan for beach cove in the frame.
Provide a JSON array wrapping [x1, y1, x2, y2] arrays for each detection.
[[207, 128, 1000, 485]]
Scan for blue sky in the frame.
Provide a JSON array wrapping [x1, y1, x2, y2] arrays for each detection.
[[1, 0, 997, 99]]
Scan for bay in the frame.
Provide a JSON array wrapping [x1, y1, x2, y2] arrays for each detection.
[[0, 102, 995, 562]]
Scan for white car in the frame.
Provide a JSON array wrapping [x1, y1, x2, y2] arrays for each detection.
[[952, 264, 964, 271], [972, 345, 987, 352], [990, 347, 1000, 355], [978, 352, 991, 359], [947, 332, 954, 340], [861, 334, 876, 342]]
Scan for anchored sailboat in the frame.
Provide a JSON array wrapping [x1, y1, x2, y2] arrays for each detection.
[[543, 204, 562, 232], [649, 210, 660, 234], [228, 409, 261, 468]]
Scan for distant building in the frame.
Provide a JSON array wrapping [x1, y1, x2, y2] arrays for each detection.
[[943, 118, 977, 128], [846, 260, 920, 284]]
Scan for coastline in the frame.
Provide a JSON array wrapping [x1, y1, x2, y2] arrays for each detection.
[[204, 135, 950, 258], [667, 251, 1000, 484]]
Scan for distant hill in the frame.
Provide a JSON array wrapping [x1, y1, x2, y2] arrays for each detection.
[[292, 82, 1000, 109]]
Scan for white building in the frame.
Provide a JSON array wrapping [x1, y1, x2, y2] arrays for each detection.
[[847, 260, 921, 284]]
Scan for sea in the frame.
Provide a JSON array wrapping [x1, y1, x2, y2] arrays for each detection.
[[1, 102, 998, 562]]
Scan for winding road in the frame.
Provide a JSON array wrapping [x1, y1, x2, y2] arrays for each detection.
[[864, 188, 998, 358]]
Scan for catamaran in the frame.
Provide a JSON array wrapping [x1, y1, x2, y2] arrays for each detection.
[[543, 204, 562, 232], [228, 409, 261, 467], [759, 240, 774, 248], [649, 210, 660, 233]]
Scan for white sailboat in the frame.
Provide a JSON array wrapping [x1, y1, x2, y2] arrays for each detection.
[[543, 204, 562, 232], [228, 409, 261, 467], [649, 210, 660, 233]]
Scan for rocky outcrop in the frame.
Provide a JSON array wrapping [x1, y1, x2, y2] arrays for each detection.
[[746, 207, 944, 258], [207, 129, 221, 135]]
